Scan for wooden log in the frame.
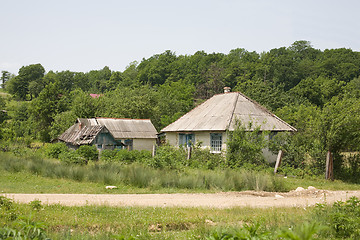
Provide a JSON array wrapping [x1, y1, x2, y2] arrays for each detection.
[[274, 150, 283, 174]]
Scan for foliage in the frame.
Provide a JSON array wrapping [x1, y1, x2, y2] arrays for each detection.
[[1, 41, 360, 180], [58, 150, 84, 165], [76, 145, 99, 162], [6, 63, 45, 100], [0, 152, 288, 192], [277, 222, 326, 240], [207, 221, 325, 240], [207, 222, 270, 240], [226, 119, 267, 168], [151, 145, 187, 169], [315, 197, 360, 239], [43, 142, 69, 159], [100, 149, 152, 164]]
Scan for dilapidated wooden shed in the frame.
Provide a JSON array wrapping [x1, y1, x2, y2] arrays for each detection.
[[58, 118, 158, 151]]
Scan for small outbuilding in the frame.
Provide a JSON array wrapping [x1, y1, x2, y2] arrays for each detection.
[[160, 88, 296, 162], [58, 118, 158, 151]]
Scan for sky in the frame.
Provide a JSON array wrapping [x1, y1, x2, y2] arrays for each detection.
[[1, 0, 360, 75]]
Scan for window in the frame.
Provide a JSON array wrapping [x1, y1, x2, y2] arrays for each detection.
[[210, 133, 222, 153], [179, 133, 195, 147], [124, 139, 133, 150]]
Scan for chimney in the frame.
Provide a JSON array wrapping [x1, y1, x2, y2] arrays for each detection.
[[224, 87, 231, 93], [79, 122, 82, 130]]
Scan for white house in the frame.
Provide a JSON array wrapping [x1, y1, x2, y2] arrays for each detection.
[[160, 88, 296, 162]]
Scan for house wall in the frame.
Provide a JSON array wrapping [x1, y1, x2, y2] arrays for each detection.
[[94, 132, 119, 151], [165, 131, 277, 162], [117, 138, 156, 151], [133, 138, 156, 151], [166, 131, 227, 152]]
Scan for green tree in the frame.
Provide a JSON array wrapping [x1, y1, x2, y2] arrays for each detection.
[[70, 89, 96, 118], [29, 82, 68, 141], [6, 64, 45, 100], [156, 79, 195, 128], [226, 119, 267, 168], [1, 71, 13, 88]]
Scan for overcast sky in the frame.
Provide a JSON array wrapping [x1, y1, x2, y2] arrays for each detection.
[[1, 0, 360, 74]]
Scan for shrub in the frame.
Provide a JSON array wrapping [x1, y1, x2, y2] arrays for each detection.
[[226, 119, 267, 168], [189, 147, 225, 170], [59, 150, 85, 165], [100, 149, 117, 161], [76, 145, 99, 163], [328, 197, 360, 239], [151, 145, 186, 169], [100, 149, 152, 164], [43, 142, 69, 159]]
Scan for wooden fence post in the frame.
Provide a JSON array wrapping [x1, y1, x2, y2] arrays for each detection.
[[187, 146, 192, 160], [325, 150, 334, 180], [152, 144, 156, 157], [274, 150, 283, 174]]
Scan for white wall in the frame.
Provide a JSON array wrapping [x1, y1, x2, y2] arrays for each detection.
[[165, 131, 227, 152], [133, 138, 156, 151], [165, 131, 277, 162]]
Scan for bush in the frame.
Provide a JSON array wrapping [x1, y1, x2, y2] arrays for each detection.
[[100, 149, 152, 164], [226, 119, 267, 168], [100, 149, 117, 161], [189, 147, 225, 170], [76, 145, 99, 163], [325, 197, 360, 239], [43, 142, 69, 159], [151, 145, 186, 169], [59, 150, 85, 165]]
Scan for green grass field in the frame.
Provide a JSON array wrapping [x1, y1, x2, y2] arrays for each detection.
[[1, 168, 360, 195], [1, 198, 309, 239], [1, 153, 360, 239]]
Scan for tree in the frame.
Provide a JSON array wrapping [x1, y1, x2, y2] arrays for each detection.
[[1, 71, 12, 88], [70, 89, 96, 118], [6, 64, 45, 100], [226, 119, 267, 168], [156, 79, 195, 129], [29, 82, 67, 141]]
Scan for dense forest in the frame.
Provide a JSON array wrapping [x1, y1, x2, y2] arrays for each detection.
[[1, 40, 360, 178]]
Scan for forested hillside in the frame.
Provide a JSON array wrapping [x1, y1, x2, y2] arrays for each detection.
[[1, 40, 360, 177]]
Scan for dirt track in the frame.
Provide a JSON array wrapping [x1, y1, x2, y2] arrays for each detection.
[[3, 188, 360, 208]]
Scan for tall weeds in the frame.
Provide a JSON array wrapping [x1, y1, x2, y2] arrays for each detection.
[[0, 153, 288, 192]]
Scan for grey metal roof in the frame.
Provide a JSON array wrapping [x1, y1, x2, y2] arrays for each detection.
[[58, 124, 104, 145], [76, 118, 157, 139], [161, 92, 296, 132], [95, 118, 157, 139]]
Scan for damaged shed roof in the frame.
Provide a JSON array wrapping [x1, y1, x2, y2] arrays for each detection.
[[58, 124, 104, 146], [59, 118, 158, 145]]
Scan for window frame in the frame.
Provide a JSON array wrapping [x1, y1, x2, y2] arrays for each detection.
[[179, 133, 195, 147], [210, 133, 222, 153]]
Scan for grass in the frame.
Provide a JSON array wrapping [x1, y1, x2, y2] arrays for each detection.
[[2, 168, 360, 195], [0, 153, 290, 193], [0, 169, 214, 194], [1, 199, 310, 239]]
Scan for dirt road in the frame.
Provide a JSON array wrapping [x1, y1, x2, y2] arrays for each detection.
[[3, 188, 360, 208]]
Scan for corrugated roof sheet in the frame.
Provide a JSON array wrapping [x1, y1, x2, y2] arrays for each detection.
[[161, 92, 296, 132], [58, 124, 104, 145], [95, 118, 158, 139], [75, 118, 157, 139]]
